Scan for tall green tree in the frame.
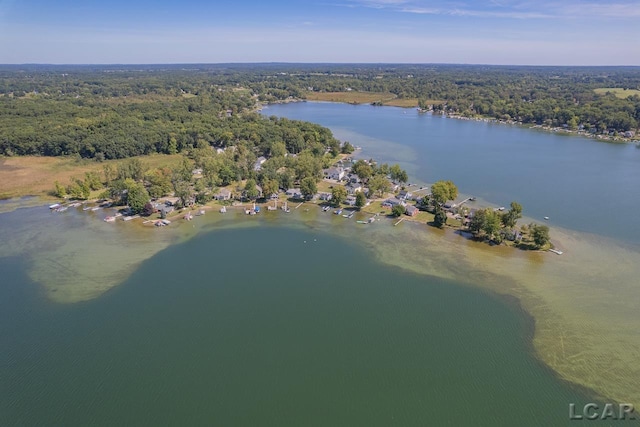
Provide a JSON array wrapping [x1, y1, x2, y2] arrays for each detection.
[[352, 160, 373, 181], [300, 177, 318, 199], [355, 191, 367, 209], [244, 179, 259, 200], [531, 224, 550, 248], [331, 185, 347, 207], [502, 201, 523, 227], [433, 206, 447, 228], [430, 180, 458, 206]]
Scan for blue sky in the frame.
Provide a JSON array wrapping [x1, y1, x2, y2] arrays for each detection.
[[0, 0, 638, 65]]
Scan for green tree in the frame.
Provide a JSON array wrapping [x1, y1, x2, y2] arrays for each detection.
[[331, 185, 347, 207], [84, 171, 103, 191], [127, 181, 150, 215], [54, 181, 66, 198], [391, 204, 406, 217], [355, 191, 367, 209], [300, 176, 318, 199], [244, 179, 259, 200], [103, 164, 115, 186], [352, 160, 373, 181], [341, 141, 355, 154], [262, 178, 279, 198], [367, 174, 390, 197], [502, 201, 523, 228], [430, 180, 458, 206], [531, 224, 550, 248], [390, 164, 408, 183], [433, 206, 447, 228], [483, 209, 502, 240]]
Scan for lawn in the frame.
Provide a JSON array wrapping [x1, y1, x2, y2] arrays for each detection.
[[0, 154, 185, 199], [593, 88, 640, 99]]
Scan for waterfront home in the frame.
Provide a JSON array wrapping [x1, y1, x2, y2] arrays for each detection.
[[345, 196, 357, 206], [398, 190, 413, 200], [382, 197, 405, 208], [318, 192, 332, 201], [286, 188, 303, 200], [346, 183, 363, 195], [163, 197, 180, 207], [324, 167, 345, 181], [443, 200, 458, 210], [215, 189, 232, 201], [405, 205, 419, 217]]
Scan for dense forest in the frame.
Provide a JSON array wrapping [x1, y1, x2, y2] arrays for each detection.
[[1, 64, 639, 161]]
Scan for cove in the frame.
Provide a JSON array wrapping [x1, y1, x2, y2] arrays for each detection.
[[0, 225, 610, 426]]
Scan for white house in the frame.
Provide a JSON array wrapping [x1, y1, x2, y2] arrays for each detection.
[[324, 167, 345, 181]]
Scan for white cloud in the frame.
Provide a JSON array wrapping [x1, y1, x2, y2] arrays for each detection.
[[345, 0, 640, 19]]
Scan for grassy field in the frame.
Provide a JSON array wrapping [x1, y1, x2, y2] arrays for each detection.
[[0, 154, 184, 200], [593, 87, 640, 99], [305, 91, 426, 108]]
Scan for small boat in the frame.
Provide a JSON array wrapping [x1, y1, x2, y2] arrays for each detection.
[[220, 206, 227, 213], [254, 206, 261, 213], [49, 203, 61, 210], [334, 209, 342, 215], [196, 209, 206, 216], [469, 197, 476, 202], [548, 248, 563, 255], [544, 216, 549, 220], [184, 212, 193, 220], [104, 216, 116, 222], [498, 206, 505, 211], [356, 220, 368, 224], [91, 206, 101, 211]]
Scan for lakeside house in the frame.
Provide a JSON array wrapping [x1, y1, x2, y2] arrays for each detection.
[[215, 188, 232, 201], [324, 167, 345, 181], [286, 188, 303, 200], [163, 197, 180, 206], [382, 197, 405, 208], [346, 183, 363, 195], [398, 189, 413, 200], [405, 205, 419, 217], [318, 192, 333, 201]]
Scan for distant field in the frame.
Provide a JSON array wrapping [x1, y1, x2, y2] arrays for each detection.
[[305, 91, 426, 107], [593, 88, 640, 99], [0, 154, 184, 199]]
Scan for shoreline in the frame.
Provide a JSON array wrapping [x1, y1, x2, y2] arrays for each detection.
[[278, 99, 639, 144]]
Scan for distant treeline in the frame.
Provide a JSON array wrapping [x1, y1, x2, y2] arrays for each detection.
[[1, 64, 639, 160], [0, 68, 337, 159]]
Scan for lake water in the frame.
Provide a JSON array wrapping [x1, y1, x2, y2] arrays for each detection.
[[0, 215, 613, 426], [263, 102, 640, 245], [2, 102, 640, 425]]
